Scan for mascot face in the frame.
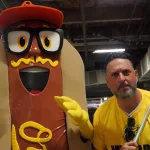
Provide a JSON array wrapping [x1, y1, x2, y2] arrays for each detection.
[[4, 20, 63, 94]]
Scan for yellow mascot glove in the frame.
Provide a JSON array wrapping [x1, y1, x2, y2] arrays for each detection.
[[54, 96, 93, 140]]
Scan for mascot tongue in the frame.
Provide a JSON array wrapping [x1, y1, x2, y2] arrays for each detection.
[[30, 90, 41, 94]]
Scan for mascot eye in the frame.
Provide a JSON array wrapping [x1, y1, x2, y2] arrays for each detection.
[[18, 36, 28, 49], [8, 31, 30, 53], [39, 31, 60, 52], [42, 36, 51, 49]]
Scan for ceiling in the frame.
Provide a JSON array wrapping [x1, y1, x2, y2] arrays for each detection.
[[1, 0, 150, 70], [0, 0, 150, 98]]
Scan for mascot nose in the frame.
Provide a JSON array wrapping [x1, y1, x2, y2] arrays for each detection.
[[29, 37, 41, 56]]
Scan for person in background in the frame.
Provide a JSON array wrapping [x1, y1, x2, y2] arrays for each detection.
[[93, 52, 150, 150]]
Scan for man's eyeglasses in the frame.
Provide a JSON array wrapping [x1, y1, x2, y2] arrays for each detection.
[[124, 117, 139, 142], [3, 28, 64, 55]]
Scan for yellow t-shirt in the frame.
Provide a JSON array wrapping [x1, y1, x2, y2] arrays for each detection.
[[93, 89, 150, 150]]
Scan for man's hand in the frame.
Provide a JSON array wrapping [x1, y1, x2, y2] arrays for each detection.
[[120, 141, 138, 150], [54, 96, 93, 139]]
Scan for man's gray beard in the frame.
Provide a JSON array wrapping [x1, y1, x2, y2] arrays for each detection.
[[114, 85, 136, 100]]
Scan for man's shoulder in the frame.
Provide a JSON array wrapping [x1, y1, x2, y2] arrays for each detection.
[[138, 88, 150, 97]]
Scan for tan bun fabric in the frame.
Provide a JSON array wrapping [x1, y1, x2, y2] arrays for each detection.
[[0, 40, 11, 150], [61, 39, 91, 150]]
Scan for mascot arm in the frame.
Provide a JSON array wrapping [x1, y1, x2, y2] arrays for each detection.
[[54, 96, 93, 140]]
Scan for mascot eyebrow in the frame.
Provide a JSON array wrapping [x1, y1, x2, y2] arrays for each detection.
[[42, 25, 50, 28], [17, 24, 25, 28], [17, 24, 50, 28]]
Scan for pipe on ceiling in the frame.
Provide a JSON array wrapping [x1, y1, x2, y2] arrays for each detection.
[[0, 0, 7, 8], [80, 0, 89, 69], [124, 0, 139, 41]]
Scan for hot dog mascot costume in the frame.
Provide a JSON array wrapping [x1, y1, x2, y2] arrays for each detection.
[[0, 1, 93, 150]]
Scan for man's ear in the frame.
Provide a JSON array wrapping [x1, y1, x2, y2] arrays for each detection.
[[105, 76, 110, 89], [135, 70, 138, 82], [0, 35, 5, 43], [105, 76, 108, 84]]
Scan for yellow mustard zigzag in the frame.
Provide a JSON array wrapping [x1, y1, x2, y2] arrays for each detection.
[[36, 56, 58, 67], [11, 56, 59, 67], [11, 57, 35, 67]]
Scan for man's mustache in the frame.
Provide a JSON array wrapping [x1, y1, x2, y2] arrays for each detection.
[[11, 56, 59, 68], [118, 83, 131, 90]]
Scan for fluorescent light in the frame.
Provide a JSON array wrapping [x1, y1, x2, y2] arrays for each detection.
[[104, 97, 108, 101], [93, 48, 125, 53]]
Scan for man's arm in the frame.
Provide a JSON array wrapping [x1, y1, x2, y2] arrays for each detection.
[[94, 148, 108, 150], [94, 148, 107, 150]]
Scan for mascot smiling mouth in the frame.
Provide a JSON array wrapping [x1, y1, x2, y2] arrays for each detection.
[[19, 67, 49, 94]]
